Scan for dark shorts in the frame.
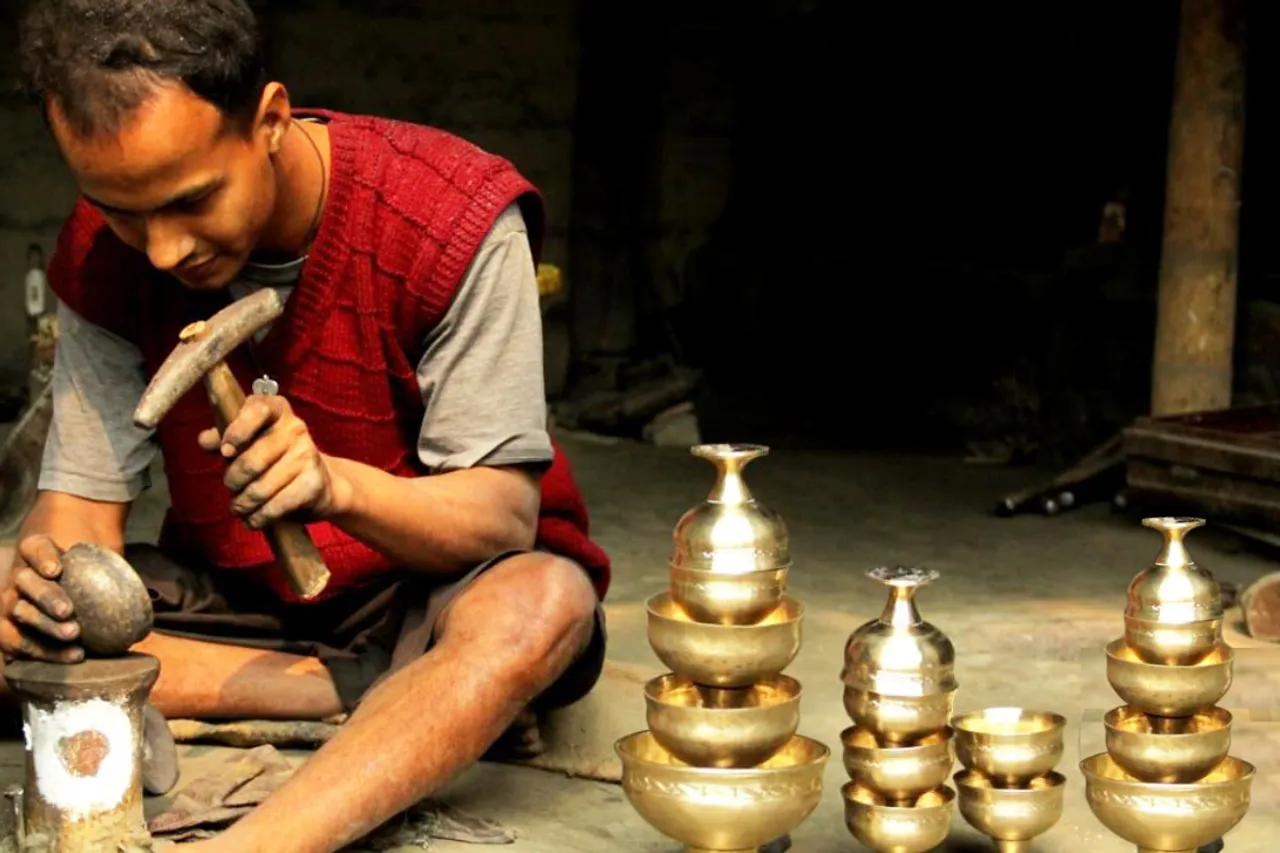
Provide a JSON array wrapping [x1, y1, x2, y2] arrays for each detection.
[[124, 544, 608, 713]]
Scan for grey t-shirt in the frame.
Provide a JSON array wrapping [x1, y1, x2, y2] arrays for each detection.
[[38, 203, 553, 502]]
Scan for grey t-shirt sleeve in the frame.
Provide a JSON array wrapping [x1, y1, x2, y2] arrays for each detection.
[[38, 299, 158, 502], [415, 203, 553, 472]]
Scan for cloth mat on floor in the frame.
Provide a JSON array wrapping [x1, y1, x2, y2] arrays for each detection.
[[148, 745, 515, 848]]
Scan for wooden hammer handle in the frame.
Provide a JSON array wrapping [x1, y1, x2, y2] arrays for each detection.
[[205, 363, 332, 600]]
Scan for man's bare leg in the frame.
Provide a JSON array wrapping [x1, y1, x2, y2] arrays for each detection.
[[133, 632, 345, 720], [175, 553, 598, 853]]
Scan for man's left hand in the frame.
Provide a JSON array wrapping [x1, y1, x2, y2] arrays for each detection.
[[199, 395, 346, 529]]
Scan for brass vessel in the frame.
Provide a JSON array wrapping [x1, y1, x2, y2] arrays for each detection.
[[647, 593, 803, 688], [618, 443, 828, 852], [1105, 640, 1233, 718], [646, 674, 801, 769], [1081, 753, 1253, 853], [842, 687, 956, 746], [842, 566, 958, 699], [838, 566, 958, 851], [842, 783, 955, 853], [669, 444, 789, 625], [954, 769, 1067, 853], [952, 708, 1067, 851], [952, 708, 1066, 788], [1104, 706, 1232, 784], [841, 726, 955, 803], [1124, 517, 1222, 665], [1083, 516, 1254, 853], [617, 731, 828, 853]]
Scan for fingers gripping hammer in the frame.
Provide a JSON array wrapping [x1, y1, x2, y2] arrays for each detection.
[[132, 288, 331, 600]]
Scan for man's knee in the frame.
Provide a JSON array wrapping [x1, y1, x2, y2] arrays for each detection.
[[439, 553, 598, 682]]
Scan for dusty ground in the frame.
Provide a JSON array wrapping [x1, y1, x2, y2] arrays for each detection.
[[2, 429, 1279, 852]]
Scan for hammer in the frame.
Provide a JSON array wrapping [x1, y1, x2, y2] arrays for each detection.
[[133, 288, 331, 600]]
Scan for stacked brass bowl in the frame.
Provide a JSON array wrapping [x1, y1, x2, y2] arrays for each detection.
[[616, 444, 829, 853], [839, 565, 959, 853], [1082, 517, 1255, 853], [951, 707, 1067, 852]]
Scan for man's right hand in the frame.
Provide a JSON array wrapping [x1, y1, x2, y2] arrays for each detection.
[[0, 535, 83, 663]]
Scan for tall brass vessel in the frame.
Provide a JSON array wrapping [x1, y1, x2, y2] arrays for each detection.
[[1082, 517, 1254, 853], [618, 444, 828, 853], [839, 566, 958, 853]]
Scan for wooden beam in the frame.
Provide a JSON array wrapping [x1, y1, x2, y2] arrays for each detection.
[[1151, 0, 1247, 416]]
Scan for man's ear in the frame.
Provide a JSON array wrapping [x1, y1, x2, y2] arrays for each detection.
[[256, 83, 292, 154]]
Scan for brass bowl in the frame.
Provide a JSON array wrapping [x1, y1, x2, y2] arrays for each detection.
[[647, 593, 802, 688], [1104, 706, 1232, 784], [841, 726, 954, 803], [1106, 639, 1233, 717], [616, 730, 828, 852], [955, 769, 1066, 852], [951, 707, 1066, 787], [646, 674, 801, 768], [669, 564, 789, 626], [1123, 615, 1222, 666], [842, 782, 956, 853], [1081, 752, 1253, 853], [843, 686, 957, 746]]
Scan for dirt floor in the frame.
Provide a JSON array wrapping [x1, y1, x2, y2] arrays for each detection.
[[1, 429, 1278, 852]]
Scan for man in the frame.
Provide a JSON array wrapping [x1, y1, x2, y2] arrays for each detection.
[[8, 2, 611, 852]]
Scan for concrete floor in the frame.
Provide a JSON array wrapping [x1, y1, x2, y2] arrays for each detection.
[[4, 430, 1280, 852]]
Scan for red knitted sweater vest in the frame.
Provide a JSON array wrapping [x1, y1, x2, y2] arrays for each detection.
[[45, 110, 611, 605]]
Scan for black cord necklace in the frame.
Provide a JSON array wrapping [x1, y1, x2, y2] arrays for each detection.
[[294, 118, 327, 254]]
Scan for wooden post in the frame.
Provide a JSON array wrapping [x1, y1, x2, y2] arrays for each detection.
[[1151, 0, 1247, 416]]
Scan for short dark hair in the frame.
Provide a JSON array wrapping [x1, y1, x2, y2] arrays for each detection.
[[17, 0, 268, 137]]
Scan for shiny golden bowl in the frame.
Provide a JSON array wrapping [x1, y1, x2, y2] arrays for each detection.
[[1106, 639, 1233, 717], [645, 674, 801, 769], [617, 730, 828, 852], [955, 769, 1066, 852], [647, 593, 802, 689], [1081, 752, 1253, 853], [951, 707, 1066, 787], [842, 782, 956, 853], [844, 687, 957, 746], [841, 726, 954, 803], [1104, 705, 1232, 784], [669, 564, 789, 626], [1124, 615, 1222, 666]]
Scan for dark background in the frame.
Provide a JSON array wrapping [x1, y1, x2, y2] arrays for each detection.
[[2, 0, 1278, 466]]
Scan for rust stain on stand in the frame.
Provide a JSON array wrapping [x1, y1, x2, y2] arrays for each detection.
[[56, 730, 111, 778]]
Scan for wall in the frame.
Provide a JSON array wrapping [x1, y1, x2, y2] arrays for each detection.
[[0, 0, 581, 391]]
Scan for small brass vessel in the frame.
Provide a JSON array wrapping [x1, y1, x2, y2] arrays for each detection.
[[841, 726, 955, 803], [842, 782, 956, 853], [1081, 752, 1254, 853], [1125, 517, 1223, 631], [647, 592, 802, 689], [1104, 706, 1232, 784], [617, 731, 829, 853], [843, 686, 957, 746], [951, 707, 1066, 787], [646, 674, 800, 769], [842, 566, 958, 698], [669, 444, 790, 625], [954, 769, 1067, 853], [1105, 640, 1233, 717]]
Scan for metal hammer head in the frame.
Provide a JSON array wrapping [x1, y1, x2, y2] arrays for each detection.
[[133, 287, 287, 430]]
